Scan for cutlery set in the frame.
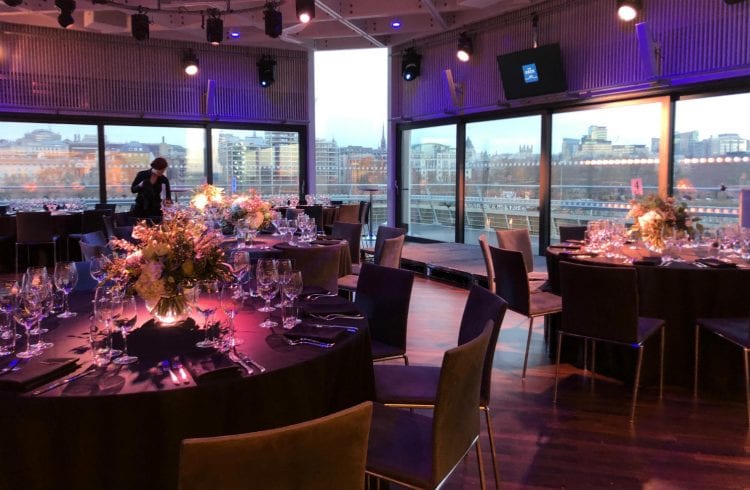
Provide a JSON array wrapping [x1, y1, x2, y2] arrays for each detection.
[[310, 313, 364, 320], [228, 348, 267, 374], [282, 337, 335, 348], [160, 359, 189, 385], [31, 364, 97, 396]]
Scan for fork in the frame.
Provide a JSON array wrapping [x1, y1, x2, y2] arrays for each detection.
[[228, 349, 254, 375], [303, 292, 338, 301], [310, 313, 364, 320], [282, 336, 335, 348]]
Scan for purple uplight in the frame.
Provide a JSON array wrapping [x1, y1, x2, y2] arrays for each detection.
[[229, 31, 241, 39], [391, 20, 402, 29]]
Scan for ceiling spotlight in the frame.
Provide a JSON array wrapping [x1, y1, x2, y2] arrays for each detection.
[[401, 48, 421, 82], [206, 11, 224, 45], [3, 0, 24, 7], [296, 0, 315, 24], [257, 55, 276, 88], [55, 0, 76, 29], [264, 2, 283, 38], [391, 20, 402, 29], [456, 32, 473, 62], [131, 11, 150, 41], [617, 0, 641, 21], [229, 30, 240, 39], [183, 49, 199, 76]]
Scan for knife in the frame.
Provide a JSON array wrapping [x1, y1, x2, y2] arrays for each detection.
[[31, 364, 96, 396], [228, 349, 254, 375], [159, 360, 180, 386], [236, 351, 266, 373]]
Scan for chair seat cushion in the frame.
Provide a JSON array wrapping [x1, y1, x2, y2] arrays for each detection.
[[367, 403, 435, 489], [697, 317, 750, 348], [374, 365, 439, 405], [529, 291, 562, 316], [337, 274, 359, 291], [528, 271, 548, 281], [351, 263, 362, 275], [637, 317, 666, 344], [371, 340, 406, 361]]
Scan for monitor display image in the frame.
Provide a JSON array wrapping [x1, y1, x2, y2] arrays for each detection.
[[498, 43, 567, 100]]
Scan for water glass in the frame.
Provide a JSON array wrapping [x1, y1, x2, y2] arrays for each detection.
[[0, 311, 15, 356], [53, 261, 78, 318], [194, 280, 220, 348], [112, 295, 138, 365], [89, 322, 111, 367], [282, 270, 303, 329]]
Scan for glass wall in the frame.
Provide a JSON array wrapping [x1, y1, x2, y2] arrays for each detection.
[[104, 125, 206, 208], [550, 101, 663, 240], [0, 122, 99, 209], [673, 92, 750, 228], [212, 129, 300, 198], [401, 125, 457, 241], [464, 116, 542, 250]]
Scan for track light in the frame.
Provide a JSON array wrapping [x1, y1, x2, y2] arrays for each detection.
[[296, 0, 315, 24], [3, 0, 23, 7], [257, 55, 276, 88], [617, 0, 642, 21], [401, 48, 421, 82], [456, 32, 473, 62], [131, 10, 150, 41], [183, 49, 199, 76], [264, 2, 283, 38], [206, 11, 224, 44], [55, 0, 76, 29]]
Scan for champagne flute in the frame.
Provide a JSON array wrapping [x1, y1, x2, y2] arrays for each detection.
[[112, 294, 139, 365], [220, 282, 244, 348], [194, 280, 220, 348], [53, 261, 78, 318], [275, 259, 293, 307]]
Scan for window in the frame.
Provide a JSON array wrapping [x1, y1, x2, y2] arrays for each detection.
[[465, 116, 542, 249], [673, 92, 750, 228], [551, 101, 663, 240], [104, 125, 205, 208], [401, 125, 457, 241], [212, 129, 300, 197], [0, 122, 99, 207]]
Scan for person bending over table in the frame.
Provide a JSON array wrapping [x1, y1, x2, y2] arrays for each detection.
[[130, 157, 172, 218]]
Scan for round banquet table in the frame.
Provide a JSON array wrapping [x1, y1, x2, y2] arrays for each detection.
[[546, 243, 750, 395], [0, 290, 373, 490]]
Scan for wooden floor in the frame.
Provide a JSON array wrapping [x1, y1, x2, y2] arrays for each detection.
[[397, 276, 750, 490]]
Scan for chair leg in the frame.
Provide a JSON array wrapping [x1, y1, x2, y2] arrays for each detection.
[[482, 406, 500, 490], [15, 243, 19, 275], [659, 327, 665, 399], [521, 317, 534, 379], [744, 349, 749, 427], [474, 438, 486, 490], [403, 354, 409, 366], [553, 331, 563, 403], [591, 340, 597, 387], [693, 324, 700, 398], [630, 346, 644, 422]]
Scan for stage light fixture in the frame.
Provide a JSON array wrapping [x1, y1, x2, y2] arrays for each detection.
[[617, 0, 641, 21], [206, 11, 224, 44], [55, 0, 76, 29], [131, 11, 150, 41], [401, 48, 421, 82], [183, 49, 199, 76], [296, 0, 315, 23], [257, 55, 276, 88], [3, 0, 23, 7], [264, 2, 283, 38], [456, 32, 473, 62]]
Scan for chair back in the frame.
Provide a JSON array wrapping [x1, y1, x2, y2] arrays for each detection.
[[0, 205, 7, 216], [496, 228, 534, 273], [332, 221, 362, 264], [179, 402, 373, 490], [358, 201, 371, 225], [280, 245, 341, 293], [337, 204, 360, 223], [488, 245, 531, 315], [559, 261, 640, 344], [15, 212, 54, 243], [80, 209, 111, 234], [457, 285, 508, 405], [94, 203, 117, 212], [355, 263, 414, 353], [102, 213, 116, 239], [377, 235, 405, 269], [73, 261, 98, 292], [285, 207, 304, 220], [478, 234, 495, 293], [79, 241, 108, 261], [432, 321, 493, 483], [80, 230, 107, 246], [559, 225, 587, 242], [373, 226, 406, 265]]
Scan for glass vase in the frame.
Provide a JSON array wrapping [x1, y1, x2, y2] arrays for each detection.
[[145, 293, 191, 326]]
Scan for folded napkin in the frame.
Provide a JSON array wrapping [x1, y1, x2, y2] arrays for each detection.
[[301, 301, 362, 316], [632, 256, 662, 266], [549, 243, 581, 250], [695, 257, 738, 269], [0, 357, 79, 393], [311, 239, 342, 246], [184, 354, 241, 383], [285, 324, 349, 343]]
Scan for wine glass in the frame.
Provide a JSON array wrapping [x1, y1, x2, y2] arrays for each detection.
[[257, 281, 279, 329], [194, 280, 220, 348], [13, 290, 42, 359], [230, 250, 251, 287], [275, 259, 293, 307], [0, 281, 20, 341], [32, 280, 55, 350], [53, 261, 78, 319], [112, 294, 139, 365], [89, 255, 109, 286], [270, 211, 282, 236], [94, 284, 123, 357], [256, 259, 278, 314], [220, 282, 244, 348], [247, 224, 259, 248], [235, 220, 248, 249], [282, 270, 303, 329]]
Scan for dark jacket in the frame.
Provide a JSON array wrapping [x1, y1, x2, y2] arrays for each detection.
[[131, 169, 171, 217]]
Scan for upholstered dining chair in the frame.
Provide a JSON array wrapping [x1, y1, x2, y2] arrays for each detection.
[[489, 245, 562, 379], [495, 228, 547, 282], [373, 285, 508, 489], [366, 320, 493, 490], [555, 261, 665, 421], [15, 211, 59, 274], [79, 241, 109, 261], [285, 207, 304, 220], [355, 262, 414, 365], [336, 203, 360, 224], [94, 203, 117, 212], [478, 234, 495, 293], [338, 234, 405, 296], [178, 401, 373, 490], [558, 225, 587, 242], [694, 316, 750, 425], [331, 221, 362, 265], [280, 244, 341, 293], [73, 261, 98, 292]]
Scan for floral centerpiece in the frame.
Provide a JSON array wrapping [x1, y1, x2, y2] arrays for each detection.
[[105, 207, 232, 325], [190, 183, 226, 212], [627, 194, 701, 252], [225, 190, 272, 230]]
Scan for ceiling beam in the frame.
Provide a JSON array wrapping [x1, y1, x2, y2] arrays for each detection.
[[315, 0, 386, 48], [421, 0, 449, 30]]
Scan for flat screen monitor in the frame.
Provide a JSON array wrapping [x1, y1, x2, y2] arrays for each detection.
[[497, 43, 567, 100]]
